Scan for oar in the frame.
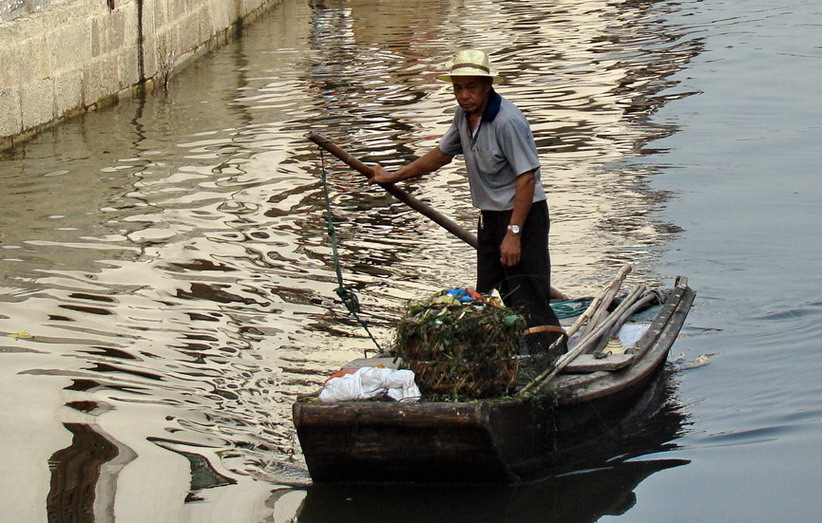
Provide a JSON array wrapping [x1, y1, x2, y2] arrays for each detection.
[[306, 132, 565, 300]]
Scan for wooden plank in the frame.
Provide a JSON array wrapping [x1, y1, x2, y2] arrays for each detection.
[[562, 353, 634, 373]]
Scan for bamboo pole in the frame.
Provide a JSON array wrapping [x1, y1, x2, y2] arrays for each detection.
[[586, 264, 632, 331], [570, 284, 645, 355], [606, 292, 657, 338], [516, 264, 632, 398], [564, 264, 631, 341]]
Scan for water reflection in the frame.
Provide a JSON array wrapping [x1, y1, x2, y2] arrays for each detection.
[[1, 0, 704, 518], [47, 421, 136, 522], [292, 459, 688, 522]]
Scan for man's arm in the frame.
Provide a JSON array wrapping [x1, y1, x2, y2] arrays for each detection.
[[368, 147, 453, 185], [500, 171, 536, 267]]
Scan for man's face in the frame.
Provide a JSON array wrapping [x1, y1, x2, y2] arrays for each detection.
[[451, 76, 493, 114]]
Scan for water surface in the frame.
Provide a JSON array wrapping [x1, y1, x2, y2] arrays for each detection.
[[1, 0, 821, 521]]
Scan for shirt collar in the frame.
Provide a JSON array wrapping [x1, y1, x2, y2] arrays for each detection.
[[482, 89, 502, 122]]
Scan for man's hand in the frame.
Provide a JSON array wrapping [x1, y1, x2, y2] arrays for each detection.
[[500, 170, 535, 267], [367, 164, 397, 185], [367, 148, 453, 186], [500, 231, 521, 267]]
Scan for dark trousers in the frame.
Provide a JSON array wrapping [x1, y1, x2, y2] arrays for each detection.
[[476, 200, 560, 329]]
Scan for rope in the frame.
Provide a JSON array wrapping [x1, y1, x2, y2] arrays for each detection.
[[550, 297, 593, 319], [319, 149, 382, 354]]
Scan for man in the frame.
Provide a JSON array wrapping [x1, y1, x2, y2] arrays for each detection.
[[368, 49, 564, 352]]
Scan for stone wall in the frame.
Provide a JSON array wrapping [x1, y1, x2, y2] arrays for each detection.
[[0, 0, 283, 150], [2, 0, 80, 23]]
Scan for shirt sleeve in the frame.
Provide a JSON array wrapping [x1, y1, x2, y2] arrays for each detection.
[[498, 115, 540, 177], [438, 120, 463, 156]]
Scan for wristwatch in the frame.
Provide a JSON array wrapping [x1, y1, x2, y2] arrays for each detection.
[[507, 224, 521, 234]]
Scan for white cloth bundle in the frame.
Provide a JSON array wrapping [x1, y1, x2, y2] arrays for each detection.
[[319, 367, 421, 403]]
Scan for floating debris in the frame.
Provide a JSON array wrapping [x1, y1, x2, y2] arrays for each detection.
[[8, 331, 35, 339], [671, 352, 714, 370]]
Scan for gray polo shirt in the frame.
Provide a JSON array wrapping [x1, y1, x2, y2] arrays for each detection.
[[438, 91, 547, 211]]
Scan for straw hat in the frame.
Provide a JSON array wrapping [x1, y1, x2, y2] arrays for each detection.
[[437, 49, 504, 84]]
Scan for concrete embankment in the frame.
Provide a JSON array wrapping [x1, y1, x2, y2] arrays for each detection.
[[0, 0, 283, 150]]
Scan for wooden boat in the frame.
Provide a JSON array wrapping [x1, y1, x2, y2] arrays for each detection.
[[292, 275, 695, 483]]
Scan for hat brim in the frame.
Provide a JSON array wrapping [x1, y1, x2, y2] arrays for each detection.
[[437, 72, 504, 85]]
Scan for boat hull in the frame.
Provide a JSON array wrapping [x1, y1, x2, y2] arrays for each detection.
[[293, 278, 695, 483]]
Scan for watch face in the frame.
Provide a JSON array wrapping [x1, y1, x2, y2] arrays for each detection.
[[509, 225, 520, 234]]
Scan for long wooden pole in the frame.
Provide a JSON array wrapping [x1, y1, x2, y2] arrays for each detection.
[[306, 132, 478, 248]]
